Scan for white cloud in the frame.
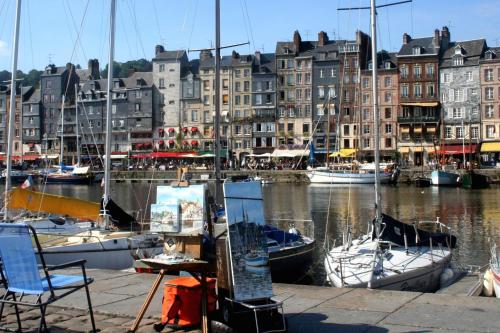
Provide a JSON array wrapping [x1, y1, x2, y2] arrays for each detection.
[[0, 40, 9, 57]]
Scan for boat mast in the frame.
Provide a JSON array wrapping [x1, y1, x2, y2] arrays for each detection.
[[214, 0, 221, 203], [60, 95, 65, 166], [75, 83, 80, 166], [325, 93, 331, 167], [4, 0, 21, 221], [370, 0, 381, 223], [103, 0, 116, 228]]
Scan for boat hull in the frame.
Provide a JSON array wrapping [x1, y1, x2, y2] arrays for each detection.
[[460, 171, 489, 189], [491, 265, 500, 298], [307, 170, 392, 184], [268, 239, 315, 282], [415, 176, 431, 187], [431, 170, 459, 186], [39, 233, 163, 270], [45, 174, 91, 185]]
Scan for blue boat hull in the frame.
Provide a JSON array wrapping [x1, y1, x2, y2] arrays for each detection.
[[431, 170, 459, 186]]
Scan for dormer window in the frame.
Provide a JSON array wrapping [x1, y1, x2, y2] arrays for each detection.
[[114, 81, 119, 88], [384, 62, 391, 69], [412, 47, 421, 55], [368, 62, 373, 70], [485, 50, 495, 60], [452, 56, 464, 66], [454, 45, 464, 55]]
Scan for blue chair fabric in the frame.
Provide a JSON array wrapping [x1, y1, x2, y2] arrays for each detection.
[[0, 223, 96, 332]]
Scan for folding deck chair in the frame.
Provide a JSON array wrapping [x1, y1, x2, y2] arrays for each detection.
[[0, 223, 96, 332]]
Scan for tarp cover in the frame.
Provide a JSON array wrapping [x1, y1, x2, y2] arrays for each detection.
[[100, 198, 139, 230], [263, 224, 301, 244], [374, 214, 457, 249]]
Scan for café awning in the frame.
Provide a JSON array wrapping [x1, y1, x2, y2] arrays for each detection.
[[400, 102, 439, 107], [481, 141, 500, 152], [330, 148, 357, 158], [399, 147, 410, 153], [437, 144, 477, 155], [272, 149, 310, 157]]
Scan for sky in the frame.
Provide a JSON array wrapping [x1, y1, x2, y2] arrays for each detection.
[[0, 0, 499, 72]]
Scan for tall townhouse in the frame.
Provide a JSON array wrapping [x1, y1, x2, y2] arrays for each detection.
[[396, 28, 446, 166], [360, 51, 399, 161], [294, 40, 314, 147], [180, 59, 206, 152], [276, 33, 298, 146], [479, 47, 500, 142], [338, 31, 371, 152], [251, 52, 277, 158], [311, 32, 340, 158], [0, 83, 34, 159], [440, 39, 486, 158], [230, 51, 254, 160], [40, 63, 79, 163], [77, 72, 156, 157], [152, 45, 188, 135], [22, 88, 42, 157]]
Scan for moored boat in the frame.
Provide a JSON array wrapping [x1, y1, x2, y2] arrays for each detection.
[[307, 169, 392, 184], [431, 170, 459, 186], [460, 170, 489, 189]]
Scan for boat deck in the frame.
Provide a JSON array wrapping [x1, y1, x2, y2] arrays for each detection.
[[2, 268, 499, 332]]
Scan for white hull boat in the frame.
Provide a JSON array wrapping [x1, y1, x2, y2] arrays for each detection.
[[39, 230, 163, 270], [324, 235, 451, 291], [307, 169, 392, 184], [431, 170, 459, 186], [490, 244, 500, 298]]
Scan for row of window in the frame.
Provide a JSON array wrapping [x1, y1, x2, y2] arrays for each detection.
[[400, 63, 435, 79], [400, 83, 435, 98], [441, 71, 475, 83], [484, 68, 500, 82], [362, 76, 393, 88], [445, 126, 480, 139]]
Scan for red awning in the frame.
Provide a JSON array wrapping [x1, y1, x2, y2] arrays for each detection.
[[168, 128, 175, 133], [191, 127, 198, 132], [182, 140, 189, 145], [191, 140, 198, 146], [158, 140, 164, 145], [136, 143, 143, 148], [436, 144, 477, 155], [28, 143, 34, 147], [158, 128, 164, 133], [151, 151, 196, 158], [23, 155, 40, 161], [182, 127, 188, 132], [168, 139, 175, 144], [131, 154, 152, 159]]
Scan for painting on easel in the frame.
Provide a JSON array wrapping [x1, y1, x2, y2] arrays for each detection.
[[150, 203, 179, 233], [155, 185, 205, 234], [224, 181, 273, 301]]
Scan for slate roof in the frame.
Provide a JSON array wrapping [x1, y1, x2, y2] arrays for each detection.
[[441, 39, 486, 67], [152, 50, 187, 61], [275, 41, 296, 56], [26, 88, 40, 103], [398, 37, 439, 57], [255, 53, 275, 74], [366, 51, 398, 70], [79, 71, 153, 93]]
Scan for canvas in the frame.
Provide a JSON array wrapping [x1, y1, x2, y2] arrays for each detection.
[[224, 181, 273, 301], [150, 203, 179, 233], [156, 185, 205, 234]]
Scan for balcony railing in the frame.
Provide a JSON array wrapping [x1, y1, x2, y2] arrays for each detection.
[[397, 115, 439, 123]]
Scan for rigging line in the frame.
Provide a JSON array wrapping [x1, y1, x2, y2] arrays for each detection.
[[117, 2, 134, 60], [151, 0, 163, 43], [98, 0, 108, 62], [410, 0, 414, 37], [241, 0, 255, 52], [64, 0, 89, 63], [0, 0, 11, 41], [384, 6, 392, 51], [25, 0, 35, 70], [238, 0, 250, 50], [186, 0, 199, 52], [125, 0, 147, 59]]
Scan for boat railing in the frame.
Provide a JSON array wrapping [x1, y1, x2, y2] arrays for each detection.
[[36, 232, 108, 251], [265, 218, 314, 240]]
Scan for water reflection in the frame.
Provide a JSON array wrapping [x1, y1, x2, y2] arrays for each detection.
[[5, 182, 500, 285]]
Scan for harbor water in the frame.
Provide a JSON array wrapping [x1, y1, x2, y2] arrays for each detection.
[[11, 182, 500, 285]]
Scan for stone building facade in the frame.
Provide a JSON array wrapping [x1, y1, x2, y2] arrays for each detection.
[[479, 47, 500, 142]]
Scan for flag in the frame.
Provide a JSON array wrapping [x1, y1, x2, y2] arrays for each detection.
[[21, 175, 34, 189]]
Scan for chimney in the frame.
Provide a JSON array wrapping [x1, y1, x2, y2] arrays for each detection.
[[155, 44, 165, 55], [89, 59, 100, 80], [433, 29, 440, 47], [403, 33, 411, 45], [318, 31, 329, 47], [254, 51, 261, 65], [200, 49, 213, 62], [232, 50, 239, 59], [128, 67, 137, 77], [293, 30, 302, 53], [66, 62, 75, 74], [441, 26, 450, 48]]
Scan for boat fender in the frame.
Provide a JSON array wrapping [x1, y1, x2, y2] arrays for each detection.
[[483, 269, 495, 297], [439, 268, 454, 288]]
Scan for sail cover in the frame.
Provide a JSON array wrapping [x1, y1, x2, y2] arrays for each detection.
[[100, 198, 139, 230], [375, 214, 457, 249]]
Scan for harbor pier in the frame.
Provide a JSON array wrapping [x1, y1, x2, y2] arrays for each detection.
[[1, 268, 499, 332]]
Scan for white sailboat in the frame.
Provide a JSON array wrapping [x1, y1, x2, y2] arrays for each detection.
[[35, 0, 163, 269], [324, 0, 456, 292]]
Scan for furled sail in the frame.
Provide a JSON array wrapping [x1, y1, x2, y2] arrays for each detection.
[[7, 187, 101, 221]]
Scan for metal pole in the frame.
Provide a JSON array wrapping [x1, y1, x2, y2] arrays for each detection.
[[75, 84, 80, 166], [214, 0, 222, 204], [462, 118, 465, 168], [60, 95, 65, 166], [368, 0, 380, 289], [4, 0, 22, 221], [103, 0, 116, 228]]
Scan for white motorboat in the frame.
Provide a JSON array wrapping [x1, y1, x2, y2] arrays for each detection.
[[307, 169, 392, 184], [490, 244, 500, 298]]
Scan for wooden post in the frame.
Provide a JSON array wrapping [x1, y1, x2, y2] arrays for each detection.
[[129, 269, 165, 332]]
